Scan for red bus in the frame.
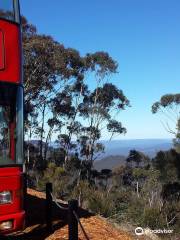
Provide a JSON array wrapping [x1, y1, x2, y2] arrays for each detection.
[[0, 0, 25, 234]]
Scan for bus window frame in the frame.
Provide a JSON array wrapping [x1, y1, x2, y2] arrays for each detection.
[[0, 0, 20, 24], [13, 0, 20, 24]]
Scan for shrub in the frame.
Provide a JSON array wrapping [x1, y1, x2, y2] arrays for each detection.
[[71, 180, 92, 207], [142, 207, 165, 229], [87, 190, 116, 217], [37, 163, 68, 197]]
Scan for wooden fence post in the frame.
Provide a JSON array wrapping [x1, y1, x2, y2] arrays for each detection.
[[68, 199, 78, 240], [46, 182, 53, 232]]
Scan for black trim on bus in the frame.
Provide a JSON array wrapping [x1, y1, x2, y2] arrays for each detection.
[[0, 164, 23, 168], [0, 17, 20, 26], [0, 81, 23, 88]]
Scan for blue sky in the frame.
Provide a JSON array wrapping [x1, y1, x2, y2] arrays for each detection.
[[21, 0, 180, 139]]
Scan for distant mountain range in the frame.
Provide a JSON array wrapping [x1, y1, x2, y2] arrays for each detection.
[[100, 138, 173, 158], [30, 138, 172, 157], [94, 139, 173, 170]]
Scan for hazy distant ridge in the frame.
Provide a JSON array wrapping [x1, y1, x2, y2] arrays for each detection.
[[94, 139, 173, 170], [100, 138, 172, 158]]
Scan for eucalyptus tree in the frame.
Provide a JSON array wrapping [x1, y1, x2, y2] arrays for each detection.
[[22, 16, 86, 167], [126, 150, 150, 168], [153, 149, 180, 183], [22, 16, 130, 176], [78, 52, 130, 170], [50, 52, 130, 176], [152, 93, 180, 152]]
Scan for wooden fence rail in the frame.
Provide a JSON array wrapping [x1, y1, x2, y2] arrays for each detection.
[[46, 182, 84, 240]]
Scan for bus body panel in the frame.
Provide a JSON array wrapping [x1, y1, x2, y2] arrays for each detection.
[[0, 167, 25, 234], [0, 1, 24, 234], [0, 19, 21, 84], [0, 167, 23, 216], [0, 211, 25, 234]]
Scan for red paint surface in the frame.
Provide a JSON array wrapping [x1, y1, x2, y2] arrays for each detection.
[[0, 167, 25, 233], [0, 19, 21, 84], [0, 30, 5, 70]]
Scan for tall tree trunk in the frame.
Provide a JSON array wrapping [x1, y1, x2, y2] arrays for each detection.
[[44, 127, 53, 162], [136, 181, 139, 198], [40, 103, 46, 164]]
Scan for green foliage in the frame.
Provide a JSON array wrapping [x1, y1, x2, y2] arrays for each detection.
[[87, 190, 116, 217], [29, 148, 180, 236], [152, 93, 180, 151], [141, 208, 165, 229], [152, 94, 180, 113], [153, 149, 180, 182], [38, 163, 67, 197], [71, 180, 91, 207], [125, 196, 144, 224], [126, 150, 150, 168], [107, 120, 126, 139]]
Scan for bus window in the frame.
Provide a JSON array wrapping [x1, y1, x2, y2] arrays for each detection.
[[0, 0, 14, 22], [0, 83, 23, 166], [0, 106, 11, 164]]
